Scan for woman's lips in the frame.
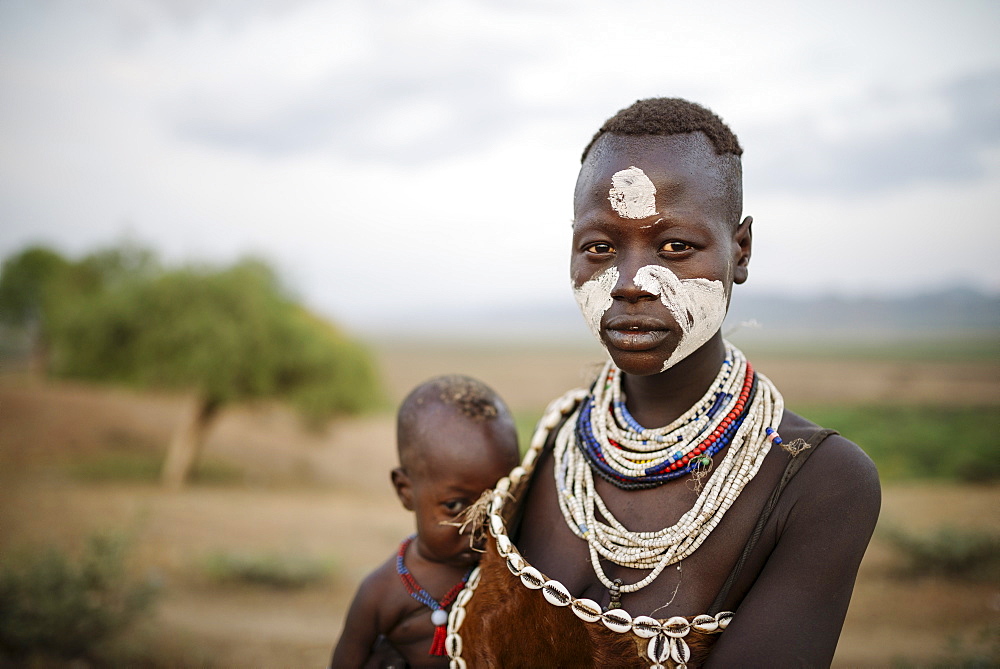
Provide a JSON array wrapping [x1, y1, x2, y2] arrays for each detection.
[[602, 315, 671, 351]]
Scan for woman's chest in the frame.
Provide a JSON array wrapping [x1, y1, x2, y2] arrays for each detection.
[[514, 447, 786, 616]]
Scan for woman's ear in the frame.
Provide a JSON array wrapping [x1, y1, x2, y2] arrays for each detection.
[[733, 215, 753, 285], [391, 467, 415, 511]]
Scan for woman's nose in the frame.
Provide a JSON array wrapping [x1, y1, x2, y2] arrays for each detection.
[[611, 258, 656, 302]]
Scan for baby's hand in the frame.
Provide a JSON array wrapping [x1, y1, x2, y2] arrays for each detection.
[[363, 635, 407, 669]]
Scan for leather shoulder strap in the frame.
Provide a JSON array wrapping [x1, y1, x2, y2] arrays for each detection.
[[707, 428, 839, 615]]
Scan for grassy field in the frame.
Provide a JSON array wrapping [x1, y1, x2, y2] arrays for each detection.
[[1, 339, 998, 667]]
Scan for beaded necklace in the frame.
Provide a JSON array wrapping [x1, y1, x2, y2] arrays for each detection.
[[555, 341, 784, 599], [395, 535, 472, 656], [446, 388, 737, 669]]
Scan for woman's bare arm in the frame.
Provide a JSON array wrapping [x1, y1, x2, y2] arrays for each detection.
[[705, 436, 881, 667]]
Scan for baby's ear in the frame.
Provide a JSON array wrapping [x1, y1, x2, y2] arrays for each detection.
[[391, 468, 415, 511]]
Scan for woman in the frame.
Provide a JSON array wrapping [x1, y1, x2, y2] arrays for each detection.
[[446, 98, 880, 668]]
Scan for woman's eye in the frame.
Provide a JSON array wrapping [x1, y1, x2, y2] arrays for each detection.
[[661, 241, 692, 253], [584, 242, 615, 254]]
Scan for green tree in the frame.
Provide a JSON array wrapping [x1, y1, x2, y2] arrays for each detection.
[[11, 245, 382, 488], [0, 246, 72, 369], [0, 243, 159, 369]]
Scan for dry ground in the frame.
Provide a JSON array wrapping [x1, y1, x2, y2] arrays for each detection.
[[1, 344, 999, 667]]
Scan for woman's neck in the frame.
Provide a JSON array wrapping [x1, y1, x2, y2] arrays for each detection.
[[619, 333, 727, 429]]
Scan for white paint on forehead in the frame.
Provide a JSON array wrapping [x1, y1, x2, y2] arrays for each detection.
[[573, 266, 618, 342], [608, 166, 657, 219], [633, 265, 728, 371]]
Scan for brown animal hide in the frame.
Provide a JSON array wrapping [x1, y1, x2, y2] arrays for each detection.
[[459, 540, 718, 668]]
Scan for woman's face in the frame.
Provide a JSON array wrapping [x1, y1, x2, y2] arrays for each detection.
[[571, 133, 751, 376]]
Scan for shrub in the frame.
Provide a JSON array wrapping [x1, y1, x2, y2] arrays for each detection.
[[894, 623, 1000, 668], [0, 532, 159, 660], [68, 451, 243, 484], [883, 526, 1000, 582], [203, 551, 333, 589]]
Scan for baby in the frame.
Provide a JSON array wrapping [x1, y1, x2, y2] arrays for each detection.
[[331, 375, 520, 668]]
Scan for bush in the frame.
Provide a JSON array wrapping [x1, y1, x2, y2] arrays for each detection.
[[883, 526, 1000, 582], [203, 551, 334, 589], [68, 451, 243, 484], [0, 533, 159, 660], [894, 623, 1000, 668]]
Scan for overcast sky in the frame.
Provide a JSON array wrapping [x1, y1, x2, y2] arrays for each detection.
[[1, 0, 998, 330]]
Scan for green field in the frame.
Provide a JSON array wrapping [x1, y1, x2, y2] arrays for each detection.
[[799, 404, 999, 482]]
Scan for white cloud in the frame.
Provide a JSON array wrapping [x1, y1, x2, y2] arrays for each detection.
[[1, 0, 999, 331]]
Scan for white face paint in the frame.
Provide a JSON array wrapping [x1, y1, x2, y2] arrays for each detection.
[[572, 264, 727, 372], [572, 166, 727, 372], [634, 265, 727, 371], [608, 166, 657, 219], [573, 266, 618, 341]]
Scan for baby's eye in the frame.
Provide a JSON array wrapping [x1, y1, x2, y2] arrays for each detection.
[[661, 241, 692, 253], [442, 500, 467, 515], [584, 242, 615, 255]]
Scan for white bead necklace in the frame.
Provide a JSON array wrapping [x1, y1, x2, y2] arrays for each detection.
[[446, 388, 738, 669], [555, 341, 784, 597]]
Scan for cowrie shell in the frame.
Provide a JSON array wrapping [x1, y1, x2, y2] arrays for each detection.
[[489, 513, 504, 537], [522, 448, 538, 470], [663, 616, 690, 638], [558, 394, 580, 413], [671, 636, 691, 664], [496, 534, 513, 557], [691, 614, 718, 633], [647, 635, 669, 663], [716, 611, 734, 629], [491, 494, 505, 512], [519, 566, 545, 590], [509, 466, 526, 485], [466, 567, 480, 589], [600, 608, 633, 634], [449, 657, 466, 669], [632, 615, 662, 638], [570, 598, 602, 623], [494, 477, 510, 496], [505, 552, 525, 575], [448, 605, 465, 632], [454, 588, 473, 608], [445, 633, 462, 658], [541, 410, 562, 429], [542, 579, 572, 607]]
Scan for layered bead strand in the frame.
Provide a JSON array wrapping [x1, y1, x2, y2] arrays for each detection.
[[554, 341, 784, 596], [446, 388, 736, 669], [577, 346, 753, 488]]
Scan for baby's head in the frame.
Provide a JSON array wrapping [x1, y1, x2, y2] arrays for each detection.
[[391, 375, 519, 568]]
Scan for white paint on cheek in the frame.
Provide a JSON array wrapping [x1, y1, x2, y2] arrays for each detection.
[[608, 166, 657, 219], [633, 265, 728, 371], [573, 266, 618, 342]]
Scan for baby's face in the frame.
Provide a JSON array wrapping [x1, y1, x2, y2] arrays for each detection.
[[407, 418, 517, 568]]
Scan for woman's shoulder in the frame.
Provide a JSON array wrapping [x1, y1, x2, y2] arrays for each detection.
[[776, 409, 881, 515]]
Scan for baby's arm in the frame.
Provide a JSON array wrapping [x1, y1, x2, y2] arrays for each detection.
[[331, 564, 391, 668]]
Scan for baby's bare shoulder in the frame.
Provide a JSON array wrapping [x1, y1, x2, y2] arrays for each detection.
[[354, 554, 410, 626]]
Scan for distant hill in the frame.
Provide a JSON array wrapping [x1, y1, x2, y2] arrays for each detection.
[[726, 287, 1000, 337]]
